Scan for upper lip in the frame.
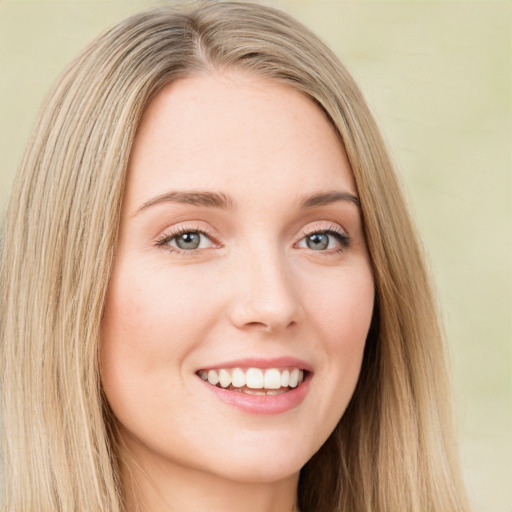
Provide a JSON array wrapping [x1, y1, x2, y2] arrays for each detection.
[[197, 356, 313, 372]]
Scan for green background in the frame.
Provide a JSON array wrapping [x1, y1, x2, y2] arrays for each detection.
[[0, 1, 510, 510]]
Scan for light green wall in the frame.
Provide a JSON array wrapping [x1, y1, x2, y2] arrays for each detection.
[[1, 1, 510, 510]]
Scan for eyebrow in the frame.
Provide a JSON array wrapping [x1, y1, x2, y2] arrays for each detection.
[[134, 189, 359, 216], [299, 191, 360, 208], [134, 191, 236, 216]]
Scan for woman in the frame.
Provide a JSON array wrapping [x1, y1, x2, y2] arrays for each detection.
[[0, 2, 470, 511]]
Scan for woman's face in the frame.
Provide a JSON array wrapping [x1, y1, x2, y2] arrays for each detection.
[[101, 72, 374, 484]]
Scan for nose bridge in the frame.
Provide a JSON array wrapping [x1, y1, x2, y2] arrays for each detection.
[[229, 239, 302, 332]]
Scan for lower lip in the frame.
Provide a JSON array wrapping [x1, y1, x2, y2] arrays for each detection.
[[198, 374, 312, 415]]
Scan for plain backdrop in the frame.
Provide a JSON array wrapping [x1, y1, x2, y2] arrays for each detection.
[[0, 1, 510, 511]]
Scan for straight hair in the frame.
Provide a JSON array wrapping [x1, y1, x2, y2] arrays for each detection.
[[0, 2, 470, 510]]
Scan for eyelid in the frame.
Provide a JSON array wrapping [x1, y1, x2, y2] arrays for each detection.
[[296, 222, 351, 250], [154, 221, 350, 255], [155, 223, 220, 252]]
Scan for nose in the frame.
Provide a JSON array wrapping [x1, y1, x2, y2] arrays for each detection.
[[228, 247, 303, 333]]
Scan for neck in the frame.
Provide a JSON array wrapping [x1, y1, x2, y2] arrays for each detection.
[[120, 446, 300, 512]]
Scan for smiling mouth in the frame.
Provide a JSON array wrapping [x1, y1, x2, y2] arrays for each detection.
[[197, 367, 306, 395]]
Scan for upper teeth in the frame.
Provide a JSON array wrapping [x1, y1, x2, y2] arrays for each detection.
[[198, 367, 304, 390]]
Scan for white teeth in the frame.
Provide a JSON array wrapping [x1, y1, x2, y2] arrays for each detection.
[[207, 369, 219, 386], [264, 368, 282, 389], [289, 368, 300, 388], [218, 369, 230, 388], [246, 368, 264, 389], [231, 368, 246, 388], [200, 367, 307, 392]]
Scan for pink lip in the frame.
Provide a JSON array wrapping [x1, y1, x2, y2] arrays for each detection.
[[197, 356, 313, 372], [195, 357, 313, 415]]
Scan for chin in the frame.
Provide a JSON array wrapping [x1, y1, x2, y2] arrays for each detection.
[[192, 432, 323, 484], [205, 456, 305, 484]]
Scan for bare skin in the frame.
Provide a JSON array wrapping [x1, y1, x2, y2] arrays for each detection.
[[101, 71, 374, 511]]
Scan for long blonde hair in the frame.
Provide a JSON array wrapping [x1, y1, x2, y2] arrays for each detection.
[[0, 2, 470, 510]]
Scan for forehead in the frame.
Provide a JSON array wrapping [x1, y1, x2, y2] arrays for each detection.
[[124, 71, 355, 211]]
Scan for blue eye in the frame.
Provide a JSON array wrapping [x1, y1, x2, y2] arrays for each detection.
[[172, 232, 202, 250], [305, 232, 330, 250], [298, 229, 350, 251], [159, 230, 214, 251]]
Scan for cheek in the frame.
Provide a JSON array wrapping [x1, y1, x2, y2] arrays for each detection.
[[304, 267, 374, 396], [99, 257, 229, 410], [307, 266, 374, 344], [101, 260, 214, 353], [100, 263, 192, 403], [101, 279, 163, 372], [99, 269, 194, 444]]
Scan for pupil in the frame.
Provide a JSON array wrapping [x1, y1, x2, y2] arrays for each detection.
[[307, 233, 328, 250], [177, 232, 200, 250]]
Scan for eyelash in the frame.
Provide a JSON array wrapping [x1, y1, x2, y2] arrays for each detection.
[[155, 223, 351, 254], [298, 224, 351, 252], [156, 225, 219, 254]]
